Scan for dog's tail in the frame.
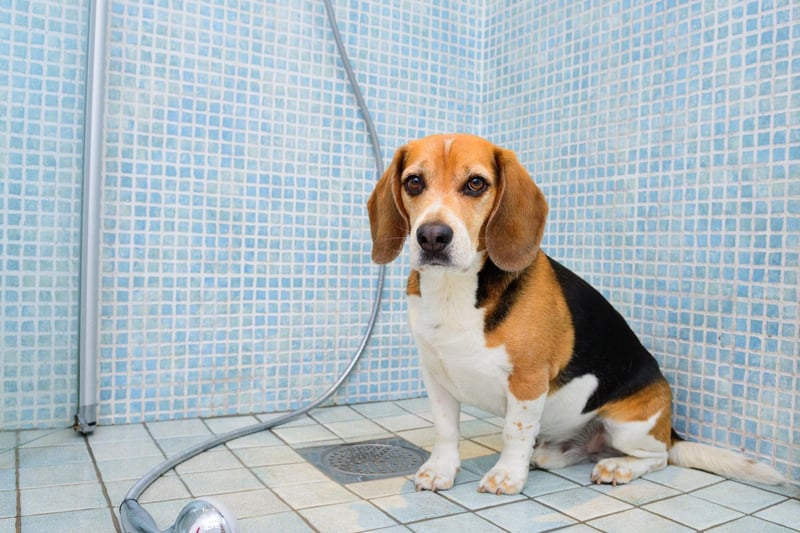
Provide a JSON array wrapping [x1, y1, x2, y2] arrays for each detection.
[[667, 430, 786, 485]]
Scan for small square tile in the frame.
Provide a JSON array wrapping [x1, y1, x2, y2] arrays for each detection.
[[325, 419, 389, 439], [225, 430, 283, 449], [352, 402, 409, 419], [707, 515, 798, 533], [588, 508, 693, 533], [273, 479, 360, 509], [18, 428, 86, 448], [96, 455, 168, 483], [460, 420, 503, 439], [0, 490, 15, 519], [212, 488, 290, 519], [300, 501, 397, 533], [643, 494, 743, 530], [203, 415, 260, 435], [439, 480, 525, 510], [456, 440, 497, 460], [140, 475, 192, 503], [237, 510, 315, 532], [347, 476, 417, 499], [543, 462, 596, 486], [470, 433, 504, 452], [89, 423, 151, 442], [175, 449, 243, 474], [18, 445, 92, 468], [180, 468, 263, 497], [394, 398, 432, 414], [156, 436, 217, 457], [642, 465, 724, 491], [90, 437, 163, 462], [461, 453, 501, 476], [754, 499, 800, 530], [589, 477, 681, 505], [22, 508, 117, 532], [21, 482, 108, 515], [409, 512, 505, 532], [691, 480, 786, 513], [535, 486, 632, 521], [372, 491, 465, 523], [252, 462, 330, 487], [272, 424, 339, 445], [521, 469, 581, 498], [232, 445, 304, 468], [19, 461, 99, 489], [310, 406, 365, 424], [477, 499, 577, 532], [147, 419, 211, 439], [374, 414, 431, 432]]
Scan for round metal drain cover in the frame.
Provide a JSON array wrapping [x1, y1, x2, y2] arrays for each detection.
[[322, 443, 425, 477]]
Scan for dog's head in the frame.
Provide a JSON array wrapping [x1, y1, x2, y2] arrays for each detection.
[[367, 134, 548, 272]]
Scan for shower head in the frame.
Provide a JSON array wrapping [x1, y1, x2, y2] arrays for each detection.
[[120, 498, 238, 533]]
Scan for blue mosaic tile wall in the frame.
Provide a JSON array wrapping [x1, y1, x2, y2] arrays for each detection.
[[97, 0, 481, 425], [484, 0, 798, 480], [1, 0, 89, 429]]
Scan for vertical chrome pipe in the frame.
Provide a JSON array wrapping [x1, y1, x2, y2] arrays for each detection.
[[76, 0, 108, 434]]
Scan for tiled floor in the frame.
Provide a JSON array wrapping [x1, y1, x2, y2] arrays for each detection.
[[2, 399, 799, 532]]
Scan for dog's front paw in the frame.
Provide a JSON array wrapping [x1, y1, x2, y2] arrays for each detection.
[[478, 462, 529, 495], [414, 457, 460, 492]]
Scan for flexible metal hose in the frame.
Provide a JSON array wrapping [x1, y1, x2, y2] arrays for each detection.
[[120, 0, 386, 529]]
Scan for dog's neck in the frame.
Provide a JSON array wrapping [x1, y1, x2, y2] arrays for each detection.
[[409, 252, 530, 312]]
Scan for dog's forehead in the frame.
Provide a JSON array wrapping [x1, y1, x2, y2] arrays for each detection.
[[404, 134, 496, 175]]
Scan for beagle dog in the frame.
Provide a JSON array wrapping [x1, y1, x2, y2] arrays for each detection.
[[368, 133, 785, 494]]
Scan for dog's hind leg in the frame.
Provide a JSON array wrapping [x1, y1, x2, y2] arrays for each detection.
[[591, 379, 672, 485]]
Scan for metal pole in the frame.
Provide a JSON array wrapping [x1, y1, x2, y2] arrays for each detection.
[[76, 0, 108, 434]]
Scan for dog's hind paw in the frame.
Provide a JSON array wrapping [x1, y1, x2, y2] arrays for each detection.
[[591, 458, 633, 485]]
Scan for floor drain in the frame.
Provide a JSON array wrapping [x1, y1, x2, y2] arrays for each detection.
[[297, 437, 429, 484]]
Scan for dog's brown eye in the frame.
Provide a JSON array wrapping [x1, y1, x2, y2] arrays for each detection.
[[465, 176, 488, 196], [404, 175, 425, 196]]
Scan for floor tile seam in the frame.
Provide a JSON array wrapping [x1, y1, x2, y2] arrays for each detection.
[[81, 432, 122, 532], [400, 508, 510, 531], [15, 431, 21, 533], [689, 488, 789, 514], [294, 496, 400, 526], [639, 494, 745, 530], [137, 421, 195, 505], [751, 509, 800, 531]]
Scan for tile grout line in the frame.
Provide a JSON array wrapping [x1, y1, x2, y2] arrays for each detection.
[[83, 433, 122, 532], [15, 431, 21, 533]]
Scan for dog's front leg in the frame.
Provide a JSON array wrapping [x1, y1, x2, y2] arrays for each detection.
[[414, 364, 461, 491], [479, 390, 546, 495]]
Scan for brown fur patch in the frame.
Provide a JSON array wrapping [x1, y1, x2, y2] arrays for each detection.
[[407, 270, 421, 297], [483, 253, 575, 401], [597, 378, 673, 446]]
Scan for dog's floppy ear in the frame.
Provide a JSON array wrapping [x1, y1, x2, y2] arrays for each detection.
[[367, 147, 410, 264], [486, 148, 549, 272]]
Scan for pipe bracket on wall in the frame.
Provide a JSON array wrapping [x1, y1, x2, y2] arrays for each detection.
[[75, 0, 109, 435]]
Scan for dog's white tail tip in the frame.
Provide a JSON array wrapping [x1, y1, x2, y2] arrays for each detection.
[[668, 441, 786, 486]]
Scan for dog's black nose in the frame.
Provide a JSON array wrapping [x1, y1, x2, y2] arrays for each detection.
[[416, 223, 454, 253]]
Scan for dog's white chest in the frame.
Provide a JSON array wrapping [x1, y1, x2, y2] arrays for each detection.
[[407, 269, 512, 416]]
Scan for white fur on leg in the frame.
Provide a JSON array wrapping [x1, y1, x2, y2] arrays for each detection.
[[414, 364, 462, 491], [532, 442, 588, 470], [479, 393, 547, 495]]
